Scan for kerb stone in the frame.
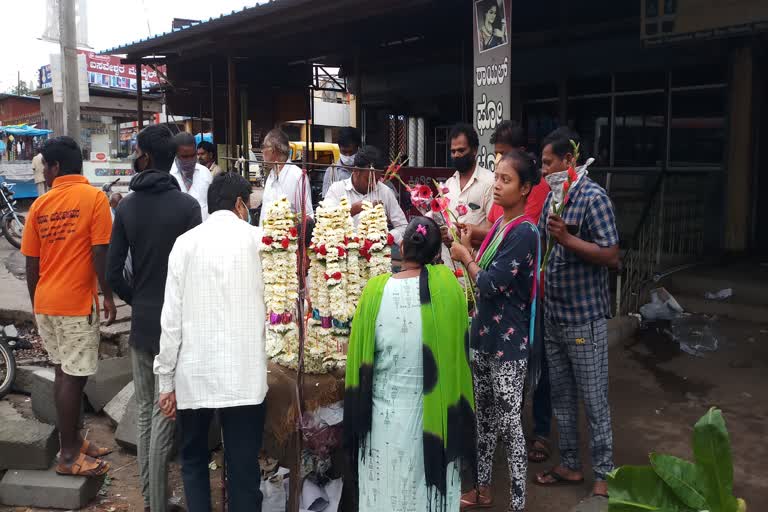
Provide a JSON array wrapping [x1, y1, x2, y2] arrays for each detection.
[[0, 467, 104, 509], [11, 365, 42, 395], [30, 367, 84, 425], [104, 381, 134, 426], [114, 393, 138, 452], [84, 356, 132, 412], [0, 419, 57, 470]]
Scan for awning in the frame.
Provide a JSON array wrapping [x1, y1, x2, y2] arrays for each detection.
[[0, 124, 53, 137]]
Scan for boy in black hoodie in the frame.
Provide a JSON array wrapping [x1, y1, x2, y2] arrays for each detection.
[[107, 125, 201, 512]]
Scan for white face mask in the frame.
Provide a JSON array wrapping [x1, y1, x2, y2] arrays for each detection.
[[339, 153, 356, 167]]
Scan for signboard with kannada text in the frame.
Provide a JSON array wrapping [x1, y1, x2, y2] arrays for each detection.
[[473, 0, 511, 172], [38, 51, 164, 92]]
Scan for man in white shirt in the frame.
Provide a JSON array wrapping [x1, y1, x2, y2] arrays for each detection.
[[155, 173, 267, 511], [321, 126, 361, 198], [259, 128, 313, 224], [170, 132, 213, 221], [438, 123, 494, 268], [324, 145, 408, 244]]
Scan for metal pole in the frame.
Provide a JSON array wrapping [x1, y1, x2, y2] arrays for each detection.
[[227, 57, 237, 161], [209, 63, 216, 138], [60, 0, 81, 139], [136, 65, 143, 129]]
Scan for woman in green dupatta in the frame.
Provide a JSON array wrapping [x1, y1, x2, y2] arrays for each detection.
[[344, 216, 475, 512], [451, 150, 542, 511]]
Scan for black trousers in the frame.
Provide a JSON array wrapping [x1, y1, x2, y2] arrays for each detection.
[[178, 404, 266, 512]]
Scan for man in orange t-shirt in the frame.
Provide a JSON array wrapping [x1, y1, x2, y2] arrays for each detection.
[[21, 136, 116, 478]]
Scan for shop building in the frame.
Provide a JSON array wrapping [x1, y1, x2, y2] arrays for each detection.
[[102, 0, 768, 296]]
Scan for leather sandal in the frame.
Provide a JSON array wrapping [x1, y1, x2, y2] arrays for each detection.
[[460, 488, 493, 510], [81, 438, 113, 458], [55, 453, 110, 477]]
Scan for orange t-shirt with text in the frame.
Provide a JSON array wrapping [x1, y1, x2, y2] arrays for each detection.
[[21, 175, 112, 316], [487, 180, 551, 224]]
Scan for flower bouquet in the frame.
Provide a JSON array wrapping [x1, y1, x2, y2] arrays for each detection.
[[540, 141, 594, 270]]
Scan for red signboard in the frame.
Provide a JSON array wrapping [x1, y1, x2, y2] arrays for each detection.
[[39, 51, 165, 91]]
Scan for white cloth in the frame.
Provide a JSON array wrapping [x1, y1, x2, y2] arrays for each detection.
[[32, 154, 45, 184], [438, 164, 494, 267], [170, 162, 213, 221], [260, 163, 314, 225], [154, 210, 268, 410], [324, 178, 408, 244]]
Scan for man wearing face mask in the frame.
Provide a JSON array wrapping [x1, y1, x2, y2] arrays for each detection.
[[170, 132, 213, 221], [107, 125, 201, 512], [155, 173, 267, 512], [321, 127, 361, 198], [436, 123, 495, 268]]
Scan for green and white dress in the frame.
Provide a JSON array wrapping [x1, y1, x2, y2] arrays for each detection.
[[358, 277, 460, 511]]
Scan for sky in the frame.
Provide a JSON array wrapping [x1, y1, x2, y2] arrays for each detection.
[[0, 0, 260, 93]]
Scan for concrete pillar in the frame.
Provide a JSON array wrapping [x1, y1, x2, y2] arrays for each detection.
[[724, 46, 754, 251]]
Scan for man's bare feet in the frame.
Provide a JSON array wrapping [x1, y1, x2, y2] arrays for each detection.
[[592, 480, 608, 498], [533, 465, 584, 486]]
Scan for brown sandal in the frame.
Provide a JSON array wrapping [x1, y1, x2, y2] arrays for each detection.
[[55, 453, 110, 477], [460, 488, 493, 510], [80, 439, 113, 458]]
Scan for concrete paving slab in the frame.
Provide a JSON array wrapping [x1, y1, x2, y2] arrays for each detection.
[[104, 381, 134, 426], [0, 418, 57, 470], [84, 356, 132, 412], [571, 496, 608, 512], [0, 467, 104, 509]]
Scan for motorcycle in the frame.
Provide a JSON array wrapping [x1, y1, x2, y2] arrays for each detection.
[[0, 182, 25, 249], [0, 325, 32, 399]]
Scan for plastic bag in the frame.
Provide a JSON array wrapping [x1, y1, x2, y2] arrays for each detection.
[[670, 315, 719, 357], [261, 467, 289, 512], [639, 287, 684, 321]]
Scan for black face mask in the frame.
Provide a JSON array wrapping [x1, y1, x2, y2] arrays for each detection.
[[453, 153, 475, 173]]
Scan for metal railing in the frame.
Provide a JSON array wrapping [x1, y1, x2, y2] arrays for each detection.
[[613, 171, 714, 316]]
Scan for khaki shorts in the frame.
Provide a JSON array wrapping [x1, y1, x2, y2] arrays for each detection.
[[36, 306, 100, 377]]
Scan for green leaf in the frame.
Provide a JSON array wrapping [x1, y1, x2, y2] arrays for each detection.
[[607, 466, 694, 512], [649, 453, 708, 510], [693, 408, 739, 512]]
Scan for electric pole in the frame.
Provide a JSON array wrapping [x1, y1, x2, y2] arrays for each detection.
[[60, 0, 81, 139]]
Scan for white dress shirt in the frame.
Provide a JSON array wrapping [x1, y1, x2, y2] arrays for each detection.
[[324, 178, 408, 244], [438, 164, 495, 268], [260, 163, 314, 225], [170, 162, 213, 221], [154, 210, 268, 410]]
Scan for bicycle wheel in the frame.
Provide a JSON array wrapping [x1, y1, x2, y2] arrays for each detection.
[[2, 213, 25, 249], [0, 341, 16, 399]]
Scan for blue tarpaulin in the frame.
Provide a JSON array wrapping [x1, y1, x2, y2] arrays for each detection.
[[0, 124, 53, 137]]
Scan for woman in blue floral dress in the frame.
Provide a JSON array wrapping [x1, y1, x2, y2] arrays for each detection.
[[451, 150, 541, 511]]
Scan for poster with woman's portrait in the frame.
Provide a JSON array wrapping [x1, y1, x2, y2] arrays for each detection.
[[475, 0, 508, 53]]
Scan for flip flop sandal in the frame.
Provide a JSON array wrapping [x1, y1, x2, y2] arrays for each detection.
[[460, 489, 493, 510], [81, 439, 113, 458], [55, 453, 110, 477], [527, 436, 551, 463], [591, 492, 609, 499], [533, 469, 584, 487]]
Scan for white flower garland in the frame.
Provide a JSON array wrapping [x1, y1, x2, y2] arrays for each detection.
[[259, 196, 299, 361], [357, 201, 392, 280]]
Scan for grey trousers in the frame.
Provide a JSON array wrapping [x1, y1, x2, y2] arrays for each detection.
[[132, 347, 176, 510], [544, 317, 614, 480]]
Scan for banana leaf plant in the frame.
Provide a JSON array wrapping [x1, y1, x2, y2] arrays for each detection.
[[608, 407, 747, 512]]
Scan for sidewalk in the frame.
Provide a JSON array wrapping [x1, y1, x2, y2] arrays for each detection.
[[0, 245, 33, 324]]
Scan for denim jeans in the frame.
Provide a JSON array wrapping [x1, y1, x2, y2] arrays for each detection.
[[177, 404, 266, 512], [532, 354, 552, 438]]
